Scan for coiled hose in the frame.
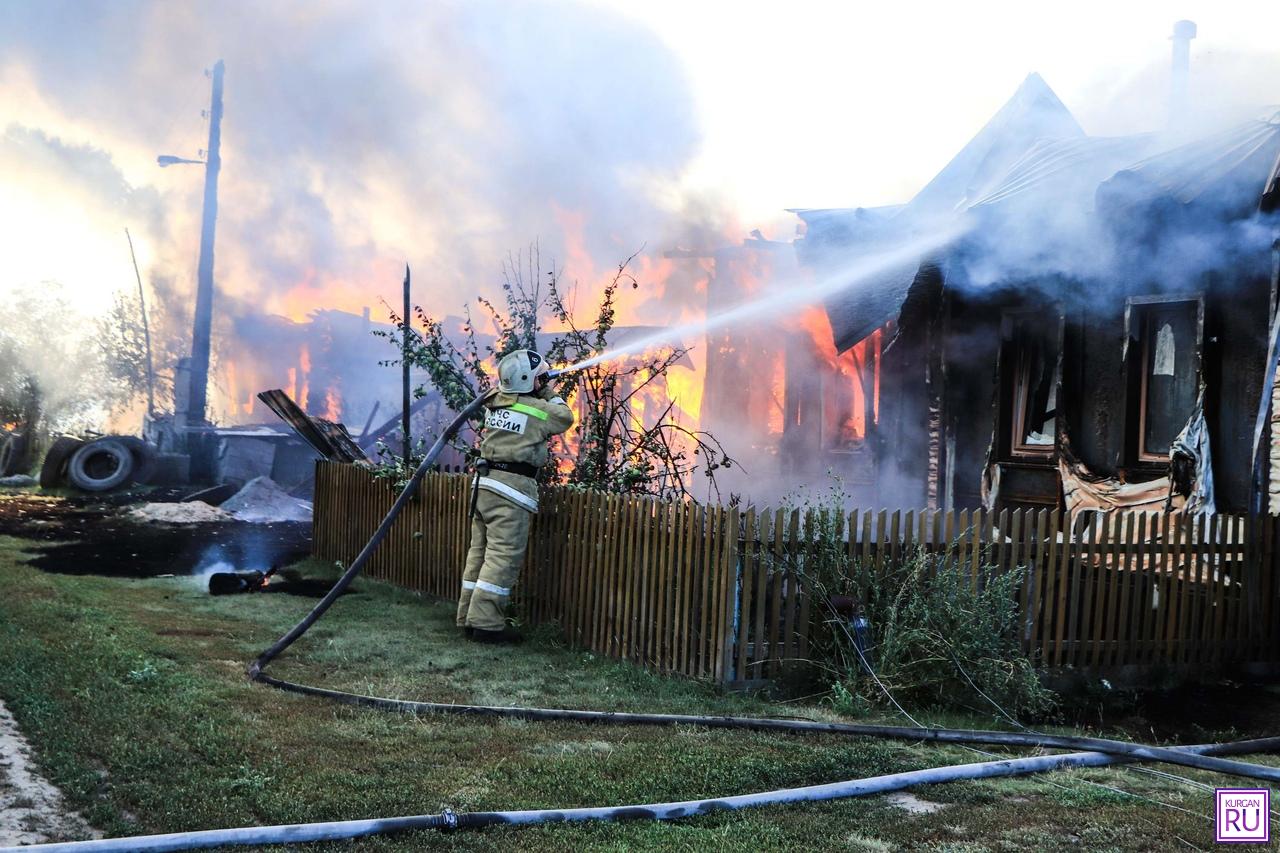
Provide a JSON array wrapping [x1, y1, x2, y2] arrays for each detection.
[[14, 390, 1277, 851]]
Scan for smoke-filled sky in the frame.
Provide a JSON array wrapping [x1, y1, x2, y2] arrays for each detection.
[[0, 1, 1277, 355]]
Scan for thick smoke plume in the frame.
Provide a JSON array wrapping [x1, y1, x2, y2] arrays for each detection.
[[0, 0, 722, 424]]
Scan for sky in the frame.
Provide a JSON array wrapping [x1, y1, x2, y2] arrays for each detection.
[[0, 1, 1277, 363]]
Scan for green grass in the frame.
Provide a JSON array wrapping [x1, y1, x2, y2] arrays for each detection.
[[0, 533, 1269, 851]]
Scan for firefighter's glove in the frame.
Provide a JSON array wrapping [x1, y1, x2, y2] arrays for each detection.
[[534, 378, 559, 401]]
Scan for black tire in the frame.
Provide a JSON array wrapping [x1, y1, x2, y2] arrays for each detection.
[[111, 436, 158, 485], [67, 439, 135, 492], [39, 436, 85, 489], [0, 433, 16, 476]]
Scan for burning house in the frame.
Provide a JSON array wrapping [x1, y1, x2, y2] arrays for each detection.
[[791, 68, 1280, 515]]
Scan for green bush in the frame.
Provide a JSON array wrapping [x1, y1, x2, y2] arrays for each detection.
[[783, 498, 1056, 721]]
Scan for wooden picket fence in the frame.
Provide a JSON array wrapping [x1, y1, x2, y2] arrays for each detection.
[[312, 461, 1280, 685]]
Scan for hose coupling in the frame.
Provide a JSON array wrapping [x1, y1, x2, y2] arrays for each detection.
[[442, 808, 459, 830]]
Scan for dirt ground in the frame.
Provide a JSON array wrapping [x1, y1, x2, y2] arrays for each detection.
[[0, 698, 99, 846], [0, 490, 311, 578]]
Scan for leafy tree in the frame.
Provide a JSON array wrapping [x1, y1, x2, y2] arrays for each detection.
[[377, 248, 737, 501]]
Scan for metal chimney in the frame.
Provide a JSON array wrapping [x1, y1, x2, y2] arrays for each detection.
[[1169, 20, 1196, 132]]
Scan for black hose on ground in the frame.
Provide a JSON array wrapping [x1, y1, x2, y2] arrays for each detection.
[[16, 738, 1280, 853]]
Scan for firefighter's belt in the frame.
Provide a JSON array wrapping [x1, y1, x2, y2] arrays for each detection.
[[478, 459, 539, 479]]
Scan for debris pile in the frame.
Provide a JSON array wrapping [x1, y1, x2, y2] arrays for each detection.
[[130, 501, 234, 524], [219, 476, 313, 523], [129, 477, 312, 525]]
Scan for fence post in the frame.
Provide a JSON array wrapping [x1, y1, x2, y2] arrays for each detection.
[[716, 507, 741, 683]]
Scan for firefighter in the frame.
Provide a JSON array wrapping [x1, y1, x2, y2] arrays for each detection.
[[456, 349, 573, 643]]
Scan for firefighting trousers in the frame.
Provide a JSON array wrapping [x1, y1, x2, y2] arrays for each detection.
[[456, 488, 533, 631]]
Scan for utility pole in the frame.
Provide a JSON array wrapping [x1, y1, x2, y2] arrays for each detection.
[[402, 264, 412, 473], [189, 59, 224, 425]]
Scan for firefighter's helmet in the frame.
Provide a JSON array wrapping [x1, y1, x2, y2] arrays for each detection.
[[497, 349, 548, 394]]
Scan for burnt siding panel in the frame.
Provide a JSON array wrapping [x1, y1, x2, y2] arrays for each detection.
[[942, 296, 1001, 510], [874, 268, 943, 508], [1208, 271, 1270, 511]]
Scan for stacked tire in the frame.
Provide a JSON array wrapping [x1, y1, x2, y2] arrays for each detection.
[[0, 432, 26, 477], [41, 435, 158, 492]]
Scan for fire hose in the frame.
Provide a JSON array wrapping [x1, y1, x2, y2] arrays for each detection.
[[20, 738, 1280, 853], [18, 388, 1280, 851]]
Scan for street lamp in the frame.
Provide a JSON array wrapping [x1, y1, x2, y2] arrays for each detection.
[[156, 155, 204, 168]]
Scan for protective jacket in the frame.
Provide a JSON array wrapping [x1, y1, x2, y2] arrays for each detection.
[[474, 384, 573, 512], [457, 382, 573, 632]]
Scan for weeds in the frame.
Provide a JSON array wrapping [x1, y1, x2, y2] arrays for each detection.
[[778, 488, 1056, 721]]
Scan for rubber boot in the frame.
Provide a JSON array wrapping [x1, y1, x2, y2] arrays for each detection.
[[468, 625, 523, 645]]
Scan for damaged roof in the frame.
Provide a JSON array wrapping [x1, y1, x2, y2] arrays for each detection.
[[801, 74, 1086, 353], [1098, 113, 1280, 216], [807, 78, 1280, 354]]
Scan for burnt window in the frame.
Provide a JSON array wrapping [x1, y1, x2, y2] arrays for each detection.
[[1128, 296, 1203, 463], [1002, 310, 1061, 459], [821, 325, 886, 452]]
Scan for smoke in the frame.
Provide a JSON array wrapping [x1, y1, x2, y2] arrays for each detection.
[[0, 0, 720, 423]]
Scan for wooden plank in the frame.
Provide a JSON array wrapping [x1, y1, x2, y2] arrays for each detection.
[[1207, 514, 1225, 665], [594, 493, 614, 654], [736, 507, 757, 684], [859, 510, 873, 598], [716, 507, 741, 682], [973, 509, 988, 591], [1100, 510, 1123, 669], [846, 510, 860, 609], [798, 510, 815, 668], [636, 497, 655, 666], [701, 502, 717, 675], [673, 499, 692, 673], [782, 509, 801, 666], [994, 508, 1010, 578], [649, 497, 666, 666], [1235, 514, 1253, 657], [1087, 512, 1113, 669], [1150, 512, 1170, 665], [1160, 512, 1185, 666], [682, 501, 702, 675], [751, 509, 772, 681], [874, 509, 889, 586], [769, 507, 786, 678], [1026, 510, 1048, 664], [695, 500, 715, 677], [1108, 511, 1135, 668], [1069, 513, 1093, 668], [1049, 512, 1068, 668], [616, 495, 637, 661], [1185, 513, 1206, 666], [660, 500, 679, 671], [568, 490, 588, 646], [888, 509, 902, 575], [1006, 510, 1024, 642]]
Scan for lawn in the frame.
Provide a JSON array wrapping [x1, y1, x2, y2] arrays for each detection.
[[0, 528, 1269, 851]]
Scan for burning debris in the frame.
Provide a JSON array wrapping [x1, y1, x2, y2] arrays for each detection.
[[207, 564, 352, 598]]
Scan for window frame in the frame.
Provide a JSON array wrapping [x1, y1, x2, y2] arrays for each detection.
[[1001, 307, 1064, 461], [819, 325, 885, 455], [1126, 293, 1205, 466]]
